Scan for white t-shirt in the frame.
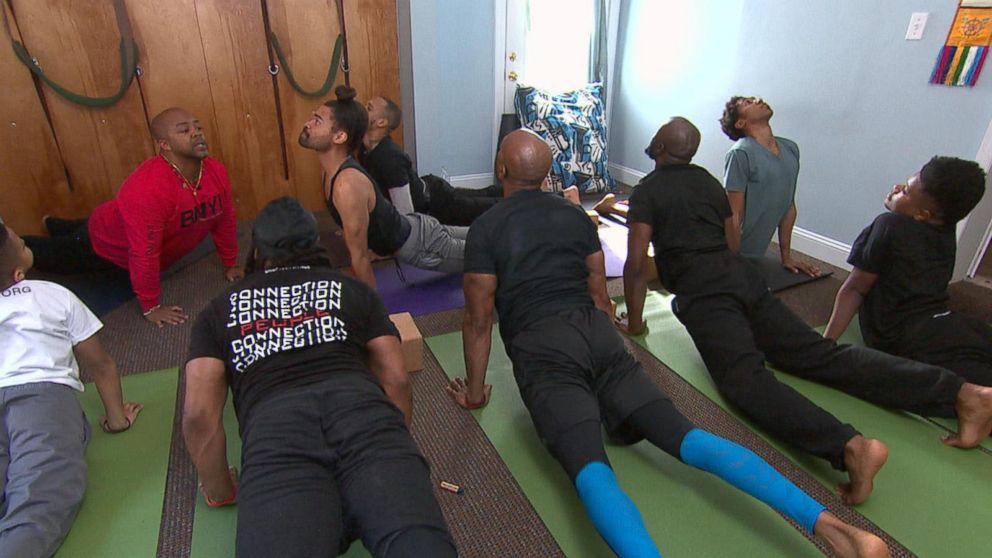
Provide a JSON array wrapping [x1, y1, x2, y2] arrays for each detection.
[[0, 280, 102, 391]]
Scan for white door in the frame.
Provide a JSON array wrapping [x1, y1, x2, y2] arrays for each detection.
[[499, 0, 605, 114]]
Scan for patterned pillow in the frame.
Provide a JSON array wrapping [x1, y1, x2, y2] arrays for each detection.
[[514, 83, 615, 194]]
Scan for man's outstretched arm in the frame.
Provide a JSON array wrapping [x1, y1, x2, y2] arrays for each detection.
[[586, 250, 612, 316], [183, 357, 235, 505], [726, 191, 746, 253], [778, 203, 820, 276], [74, 334, 142, 432], [333, 171, 376, 289], [448, 272, 497, 408], [825, 268, 878, 341], [368, 334, 413, 426], [387, 185, 416, 215], [620, 222, 654, 335]]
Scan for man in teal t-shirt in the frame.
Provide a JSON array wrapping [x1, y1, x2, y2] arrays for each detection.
[[720, 96, 819, 276]]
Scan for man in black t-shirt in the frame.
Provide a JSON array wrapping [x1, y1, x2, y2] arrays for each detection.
[[361, 96, 502, 226], [620, 117, 992, 507], [826, 157, 991, 387], [184, 197, 455, 558], [447, 129, 889, 558]]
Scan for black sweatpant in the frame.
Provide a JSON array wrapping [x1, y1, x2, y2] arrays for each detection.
[[23, 219, 119, 275], [671, 252, 964, 470], [508, 307, 696, 480], [890, 311, 992, 387], [235, 380, 456, 558], [423, 175, 501, 227]]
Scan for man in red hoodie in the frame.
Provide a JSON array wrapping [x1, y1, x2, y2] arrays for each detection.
[[25, 108, 242, 327]]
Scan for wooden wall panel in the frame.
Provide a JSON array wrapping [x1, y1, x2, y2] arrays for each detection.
[[126, 0, 242, 214], [0, 0, 401, 227], [12, 0, 153, 208], [266, 0, 344, 212], [343, 0, 403, 145], [195, 0, 290, 217], [0, 2, 71, 234], [126, 0, 218, 153]]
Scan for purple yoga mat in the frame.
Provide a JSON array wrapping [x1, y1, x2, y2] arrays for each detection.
[[373, 262, 465, 316]]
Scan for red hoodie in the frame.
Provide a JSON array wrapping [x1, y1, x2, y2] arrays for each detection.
[[88, 156, 238, 311]]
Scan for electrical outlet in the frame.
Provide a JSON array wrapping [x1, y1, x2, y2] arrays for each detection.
[[906, 12, 928, 40]]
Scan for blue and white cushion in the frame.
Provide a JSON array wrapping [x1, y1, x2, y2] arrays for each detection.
[[514, 83, 615, 194]]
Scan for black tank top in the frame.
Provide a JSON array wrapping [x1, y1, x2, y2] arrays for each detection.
[[325, 157, 411, 255]]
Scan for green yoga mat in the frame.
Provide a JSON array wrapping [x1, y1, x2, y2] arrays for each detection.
[[427, 332, 829, 558], [625, 291, 992, 558], [54, 368, 178, 557], [189, 400, 370, 557], [831, 319, 992, 452]]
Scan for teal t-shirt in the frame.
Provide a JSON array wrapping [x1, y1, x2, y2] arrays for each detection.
[[722, 137, 800, 257]]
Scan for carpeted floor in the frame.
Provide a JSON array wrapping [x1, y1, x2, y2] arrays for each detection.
[[62, 205, 992, 557]]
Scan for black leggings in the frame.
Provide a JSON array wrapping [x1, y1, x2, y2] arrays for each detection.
[[23, 219, 119, 275], [423, 175, 501, 226], [548, 399, 697, 482], [673, 254, 963, 470], [895, 312, 992, 387], [235, 381, 456, 558]]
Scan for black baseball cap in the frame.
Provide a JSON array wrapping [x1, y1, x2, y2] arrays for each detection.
[[252, 196, 320, 261]]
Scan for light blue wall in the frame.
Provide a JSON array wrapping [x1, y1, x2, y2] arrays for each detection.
[[610, 0, 992, 244], [410, 1, 495, 177]]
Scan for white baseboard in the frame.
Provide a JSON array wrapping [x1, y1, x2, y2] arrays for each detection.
[[791, 228, 852, 271], [608, 162, 647, 187], [607, 162, 852, 270], [449, 173, 494, 189]]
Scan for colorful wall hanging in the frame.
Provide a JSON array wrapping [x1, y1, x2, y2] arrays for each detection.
[[930, 3, 992, 87]]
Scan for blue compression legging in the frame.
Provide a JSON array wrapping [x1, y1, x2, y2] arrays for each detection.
[[559, 400, 826, 557], [677, 428, 825, 532], [623, 400, 826, 533], [575, 461, 662, 558]]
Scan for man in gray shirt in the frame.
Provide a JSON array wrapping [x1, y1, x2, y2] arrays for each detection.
[[720, 96, 819, 276]]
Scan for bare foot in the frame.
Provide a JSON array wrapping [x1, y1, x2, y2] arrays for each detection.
[[814, 512, 890, 558], [943, 383, 992, 448], [562, 185, 580, 205], [837, 436, 888, 505], [593, 193, 616, 214]]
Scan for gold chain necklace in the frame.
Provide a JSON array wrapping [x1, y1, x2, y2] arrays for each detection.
[[161, 154, 203, 196]]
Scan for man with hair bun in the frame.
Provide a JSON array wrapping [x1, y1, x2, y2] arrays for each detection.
[[299, 86, 467, 289], [184, 196, 456, 557]]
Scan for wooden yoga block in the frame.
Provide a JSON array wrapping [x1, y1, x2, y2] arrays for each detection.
[[389, 312, 424, 372]]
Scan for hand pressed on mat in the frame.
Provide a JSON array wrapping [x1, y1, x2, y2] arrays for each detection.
[[100, 401, 143, 433], [143, 305, 188, 327], [223, 266, 244, 282], [614, 311, 646, 336], [200, 466, 238, 507], [782, 255, 821, 277], [446, 377, 492, 410]]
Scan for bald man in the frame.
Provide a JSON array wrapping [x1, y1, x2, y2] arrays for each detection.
[[25, 108, 242, 327], [621, 117, 992, 507], [447, 130, 890, 558]]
